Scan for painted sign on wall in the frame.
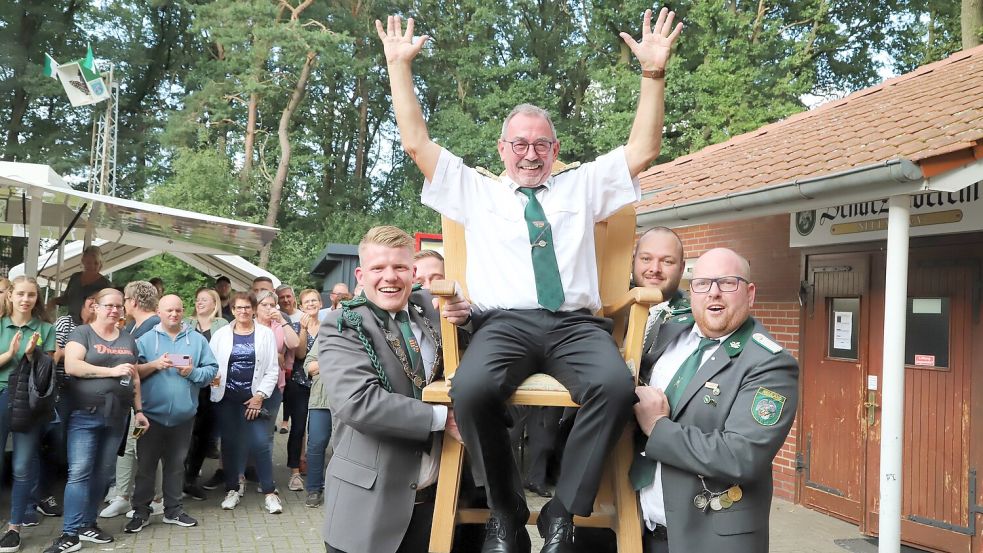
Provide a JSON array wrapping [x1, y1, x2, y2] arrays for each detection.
[[790, 182, 982, 247]]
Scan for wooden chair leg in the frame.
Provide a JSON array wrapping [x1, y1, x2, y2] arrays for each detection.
[[612, 428, 643, 553], [430, 436, 465, 553]]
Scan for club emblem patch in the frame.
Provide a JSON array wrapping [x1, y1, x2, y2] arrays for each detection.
[[751, 387, 786, 426]]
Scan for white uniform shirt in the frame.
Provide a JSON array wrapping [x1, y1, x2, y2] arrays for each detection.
[[423, 147, 640, 313], [639, 324, 737, 530], [387, 308, 444, 489]]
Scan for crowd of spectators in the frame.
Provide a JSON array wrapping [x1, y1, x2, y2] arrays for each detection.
[[0, 243, 406, 553]]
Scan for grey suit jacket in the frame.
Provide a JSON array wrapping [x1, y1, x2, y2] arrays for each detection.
[[639, 316, 798, 553], [319, 290, 443, 553]]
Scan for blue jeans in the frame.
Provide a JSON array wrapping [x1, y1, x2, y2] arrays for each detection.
[[9, 424, 44, 525], [305, 408, 332, 493], [0, 388, 10, 480], [217, 397, 275, 493], [63, 410, 127, 536]]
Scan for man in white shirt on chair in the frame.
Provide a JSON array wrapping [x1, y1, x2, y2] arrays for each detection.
[[377, 8, 682, 553]]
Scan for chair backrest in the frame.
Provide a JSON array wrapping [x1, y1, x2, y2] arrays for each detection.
[[439, 200, 637, 377]]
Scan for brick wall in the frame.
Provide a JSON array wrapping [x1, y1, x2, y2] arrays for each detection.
[[672, 214, 801, 501]]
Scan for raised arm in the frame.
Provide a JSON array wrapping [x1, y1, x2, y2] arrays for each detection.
[[620, 7, 683, 178], [376, 15, 442, 180]]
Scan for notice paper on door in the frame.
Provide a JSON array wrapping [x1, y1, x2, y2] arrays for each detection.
[[833, 311, 853, 350]]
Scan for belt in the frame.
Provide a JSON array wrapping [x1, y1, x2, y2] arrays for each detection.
[[644, 524, 668, 541], [414, 485, 436, 504]]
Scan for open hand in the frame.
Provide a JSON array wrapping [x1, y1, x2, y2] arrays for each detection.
[[23, 332, 39, 356], [375, 15, 430, 65], [619, 7, 683, 72], [7, 331, 22, 356]]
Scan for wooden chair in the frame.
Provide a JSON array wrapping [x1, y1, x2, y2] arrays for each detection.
[[424, 199, 663, 553]]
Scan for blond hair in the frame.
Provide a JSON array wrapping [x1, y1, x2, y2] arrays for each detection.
[[358, 226, 414, 263], [0, 276, 51, 323], [413, 249, 444, 262], [82, 245, 104, 271], [195, 287, 222, 319], [298, 288, 321, 303]]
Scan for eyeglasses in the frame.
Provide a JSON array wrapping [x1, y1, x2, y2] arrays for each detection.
[[690, 276, 749, 294], [258, 303, 276, 309], [502, 139, 554, 156], [233, 306, 253, 312], [98, 304, 124, 311]]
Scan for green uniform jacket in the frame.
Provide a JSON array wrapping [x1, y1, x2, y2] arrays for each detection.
[[637, 315, 798, 553]]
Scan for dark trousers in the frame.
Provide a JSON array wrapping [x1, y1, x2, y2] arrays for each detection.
[[642, 526, 670, 553], [283, 379, 310, 468], [185, 388, 214, 485], [133, 417, 193, 519], [509, 406, 562, 487], [325, 500, 434, 553], [449, 309, 635, 516]]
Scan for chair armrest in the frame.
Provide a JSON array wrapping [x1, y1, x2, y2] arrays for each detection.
[[430, 280, 456, 297], [602, 288, 664, 319]]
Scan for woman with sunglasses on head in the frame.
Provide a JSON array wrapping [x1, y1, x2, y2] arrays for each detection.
[[253, 290, 298, 436], [283, 289, 320, 494], [209, 292, 282, 514], [0, 276, 56, 553], [43, 288, 149, 553]]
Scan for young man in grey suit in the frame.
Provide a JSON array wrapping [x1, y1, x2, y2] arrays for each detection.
[[631, 248, 799, 553], [319, 226, 469, 553]]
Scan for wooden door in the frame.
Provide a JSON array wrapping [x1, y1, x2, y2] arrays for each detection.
[[864, 253, 975, 553], [799, 253, 871, 523]]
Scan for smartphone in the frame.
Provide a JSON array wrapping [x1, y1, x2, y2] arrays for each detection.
[[132, 426, 147, 439], [172, 355, 192, 369]]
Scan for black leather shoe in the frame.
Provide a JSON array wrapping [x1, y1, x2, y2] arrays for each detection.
[[525, 482, 552, 498], [536, 510, 575, 553], [482, 505, 531, 553]]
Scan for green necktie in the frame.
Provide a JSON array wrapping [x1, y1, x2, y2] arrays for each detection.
[[665, 336, 719, 408], [394, 310, 425, 398], [630, 334, 719, 491], [517, 187, 564, 312]]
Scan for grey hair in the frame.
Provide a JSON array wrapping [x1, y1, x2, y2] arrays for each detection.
[[500, 104, 556, 140]]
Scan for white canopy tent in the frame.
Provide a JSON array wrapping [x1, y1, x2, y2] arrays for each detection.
[[0, 161, 280, 286], [9, 239, 279, 292]]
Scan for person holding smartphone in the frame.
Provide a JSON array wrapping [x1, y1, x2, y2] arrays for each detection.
[[208, 291, 282, 514], [124, 295, 217, 534], [44, 288, 148, 553]]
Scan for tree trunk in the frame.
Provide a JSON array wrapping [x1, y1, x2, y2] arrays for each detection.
[[963, 0, 983, 49], [259, 50, 316, 268], [241, 93, 258, 181], [751, 0, 767, 45]]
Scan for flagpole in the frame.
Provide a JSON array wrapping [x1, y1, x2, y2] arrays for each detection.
[[98, 63, 114, 196]]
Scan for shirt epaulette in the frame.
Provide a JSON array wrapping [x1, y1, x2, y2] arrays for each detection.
[[475, 166, 501, 181], [751, 332, 784, 354]]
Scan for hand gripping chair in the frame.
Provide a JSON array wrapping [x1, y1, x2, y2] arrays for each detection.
[[424, 194, 663, 552]]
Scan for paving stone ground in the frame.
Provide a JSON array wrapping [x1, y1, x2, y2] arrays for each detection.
[[3, 431, 867, 552]]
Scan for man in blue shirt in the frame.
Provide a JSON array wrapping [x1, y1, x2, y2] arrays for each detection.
[[126, 295, 218, 533]]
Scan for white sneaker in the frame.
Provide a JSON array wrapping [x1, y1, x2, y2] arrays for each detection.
[[124, 499, 163, 519], [264, 493, 283, 514], [103, 485, 118, 504], [288, 474, 304, 491], [98, 497, 130, 518], [221, 490, 240, 510]]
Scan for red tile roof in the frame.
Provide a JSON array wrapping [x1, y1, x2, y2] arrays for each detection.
[[637, 45, 983, 214]]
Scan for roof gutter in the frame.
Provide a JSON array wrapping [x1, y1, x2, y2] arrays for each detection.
[[637, 158, 925, 228]]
